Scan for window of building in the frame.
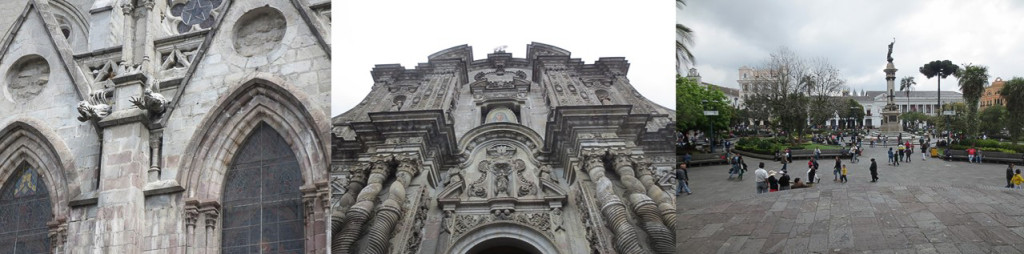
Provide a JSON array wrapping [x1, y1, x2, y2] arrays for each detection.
[[222, 123, 304, 253], [0, 163, 52, 253], [484, 106, 519, 124]]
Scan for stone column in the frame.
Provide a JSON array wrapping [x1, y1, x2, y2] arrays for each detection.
[[199, 202, 220, 254], [362, 155, 420, 254], [581, 150, 648, 253], [611, 152, 674, 254], [92, 73, 152, 253], [148, 129, 162, 182], [332, 163, 369, 236], [183, 199, 200, 254], [336, 157, 393, 254], [634, 158, 676, 231], [47, 217, 67, 254]]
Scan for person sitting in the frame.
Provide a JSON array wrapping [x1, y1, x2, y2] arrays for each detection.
[[791, 178, 809, 189]]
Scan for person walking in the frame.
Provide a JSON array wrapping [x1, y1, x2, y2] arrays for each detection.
[[977, 149, 983, 164], [921, 142, 929, 161], [676, 163, 691, 195], [815, 148, 822, 161], [1007, 164, 1016, 188], [888, 147, 895, 165], [1012, 169, 1024, 190], [833, 156, 841, 182], [807, 160, 817, 184], [897, 144, 906, 164], [755, 163, 769, 193], [840, 164, 848, 183], [779, 171, 791, 190], [905, 143, 912, 163], [869, 158, 879, 182], [728, 153, 740, 180]]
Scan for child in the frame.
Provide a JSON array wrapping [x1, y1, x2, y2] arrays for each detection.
[[1012, 169, 1023, 190], [840, 164, 848, 183]]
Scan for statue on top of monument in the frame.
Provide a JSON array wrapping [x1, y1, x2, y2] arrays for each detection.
[[887, 38, 895, 63]]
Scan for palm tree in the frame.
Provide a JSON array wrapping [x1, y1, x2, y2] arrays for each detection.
[[955, 64, 989, 138], [919, 60, 958, 134], [899, 76, 915, 129], [676, 0, 695, 72]]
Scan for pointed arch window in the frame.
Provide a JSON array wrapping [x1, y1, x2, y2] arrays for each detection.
[[221, 123, 305, 253], [0, 163, 52, 253]]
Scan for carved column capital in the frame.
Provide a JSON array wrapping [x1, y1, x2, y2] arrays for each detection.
[[301, 185, 319, 217], [120, 1, 134, 15], [199, 201, 221, 231], [47, 216, 68, 252], [316, 180, 330, 213], [184, 199, 200, 229]]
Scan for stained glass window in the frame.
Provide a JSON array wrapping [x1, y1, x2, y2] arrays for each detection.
[[168, 0, 223, 34], [0, 163, 52, 253], [222, 123, 305, 254]]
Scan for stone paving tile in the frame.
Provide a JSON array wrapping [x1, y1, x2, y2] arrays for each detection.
[[679, 145, 1024, 253]]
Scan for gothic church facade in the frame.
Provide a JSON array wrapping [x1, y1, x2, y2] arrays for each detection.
[[0, 0, 332, 253]]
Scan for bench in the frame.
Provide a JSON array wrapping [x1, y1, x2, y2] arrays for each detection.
[[778, 149, 849, 161], [944, 150, 969, 161], [980, 151, 1024, 164], [681, 153, 729, 167]]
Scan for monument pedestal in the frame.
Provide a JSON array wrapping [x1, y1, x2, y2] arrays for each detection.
[[880, 61, 901, 135], [880, 109, 902, 134]]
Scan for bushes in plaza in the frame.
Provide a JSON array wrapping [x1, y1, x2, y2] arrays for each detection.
[[949, 139, 1024, 154], [735, 137, 843, 154]]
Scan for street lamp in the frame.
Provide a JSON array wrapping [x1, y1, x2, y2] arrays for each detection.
[[702, 100, 719, 152]]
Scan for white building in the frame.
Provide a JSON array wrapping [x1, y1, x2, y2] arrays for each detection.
[[828, 91, 964, 128]]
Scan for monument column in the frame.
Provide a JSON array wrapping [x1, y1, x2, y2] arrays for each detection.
[[880, 40, 901, 134]]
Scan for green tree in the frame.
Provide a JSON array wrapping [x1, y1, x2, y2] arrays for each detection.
[[940, 102, 969, 136], [954, 64, 989, 138], [676, 0, 695, 72], [899, 111, 929, 131], [978, 105, 1007, 137], [742, 48, 811, 145], [919, 60, 959, 130], [1000, 77, 1024, 144], [899, 76, 915, 109], [677, 76, 732, 133], [836, 98, 865, 129]]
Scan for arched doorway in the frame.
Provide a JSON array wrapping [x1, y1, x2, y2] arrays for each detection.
[[466, 237, 543, 254], [221, 122, 305, 253], [0, 162, 52, 252], [448, 222, 561, 254]]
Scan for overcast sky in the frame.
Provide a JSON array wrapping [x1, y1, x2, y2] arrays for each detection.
[[331, 0, 674, 116], [678, 0, 1024, 94]]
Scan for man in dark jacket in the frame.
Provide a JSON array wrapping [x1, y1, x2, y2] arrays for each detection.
[[870, 158, 879, 182], [1007, 164, 1016, 188], [676, 163, 691, 195], [778, 171, 791, 190]]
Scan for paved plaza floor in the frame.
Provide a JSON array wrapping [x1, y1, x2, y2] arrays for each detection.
[[677, 143, 1024, 253]]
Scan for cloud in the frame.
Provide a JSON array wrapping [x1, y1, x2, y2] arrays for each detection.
[[678, 0, 1024, 93], [332, 0, 674, 115]]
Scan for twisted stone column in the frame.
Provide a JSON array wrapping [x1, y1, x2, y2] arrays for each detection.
[[582, 151, 648, 253], [612, 153, 674, 254], [362, 156, 420, 254], [336, 159, 392, 254], [332, 163, 370, 252], [635, 159, 676, 231]]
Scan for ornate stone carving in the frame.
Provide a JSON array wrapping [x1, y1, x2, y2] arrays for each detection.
[[337, 157, 393, 254], [404, 188, 429, 254], [468, 161, 488, 198], [6, 55, 49, 101], [515, 159, 535, 196], [130, 89, 170, 115], [580, 149, 649, 253], [492, 162, 512, 197], [115, 59, 145, 77], [361, 154, 420, 254], [76, 100, 111, 122], [233, 7, 287, 57], [550, 207, 564, 232], [538, 165, 558, 184]]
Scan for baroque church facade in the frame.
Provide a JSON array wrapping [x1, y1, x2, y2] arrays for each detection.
[[0, 0, 332, 253], [331, 44, 678, 254]]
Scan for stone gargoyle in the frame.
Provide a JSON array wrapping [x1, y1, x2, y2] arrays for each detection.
[[76, 101, 111, 122], [129, 89, 170, 115]]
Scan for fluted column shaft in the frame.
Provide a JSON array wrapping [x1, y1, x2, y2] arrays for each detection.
[[612, 154, 674, 254], [362, 157, 419, 254], [583, 153, 648, 253], [336, 160, 392, 254]]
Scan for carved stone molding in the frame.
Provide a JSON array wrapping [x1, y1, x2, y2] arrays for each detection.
[[199, 202, 220, 231], [46, 216, 67, 253]]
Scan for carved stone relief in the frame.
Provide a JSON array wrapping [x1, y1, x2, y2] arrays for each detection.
[[515, 160, 535, 196], [468, 161, 488, 198], [6, 56, 49, 102], [233, 7, 287, 57]]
